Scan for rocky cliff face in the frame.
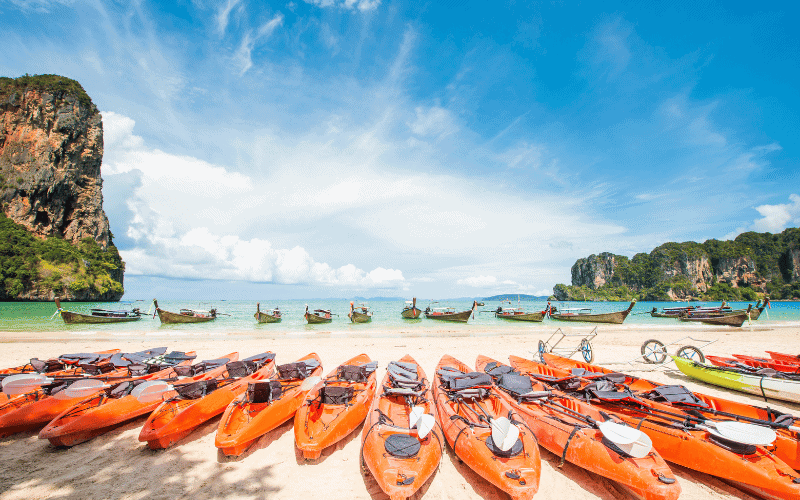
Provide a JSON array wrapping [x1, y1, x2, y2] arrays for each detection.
[[0, 75, 123, 301], [571, 253, 617, 289], [1, 86, 110, 247]]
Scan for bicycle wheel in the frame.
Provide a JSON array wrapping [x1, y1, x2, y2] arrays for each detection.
[[580, 339, 594, 363], [641, 339, 667, 364], [676, 345, 705, 363]]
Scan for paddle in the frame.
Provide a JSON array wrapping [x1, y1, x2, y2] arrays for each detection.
[[132, 380, 175, 403], [409, 405, 436, 438], [470, 400, 520, 452], [1, 373, 53, 395], [544, 399, 653, 457], [300, 376, 322, 392], [54, 379, 110, 400]]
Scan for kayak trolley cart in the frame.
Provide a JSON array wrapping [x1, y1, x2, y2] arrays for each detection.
[[537, 327, 598, 363], [638, 336, 717, 365]]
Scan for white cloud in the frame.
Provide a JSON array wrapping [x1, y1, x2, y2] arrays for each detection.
[[457, 276, 498, 287], [304, 0, 380, 11], [724, 194, 800, 239], [234, 13, 284, 75], [216, 0, 242, 35], [408, 106, 457, 138]]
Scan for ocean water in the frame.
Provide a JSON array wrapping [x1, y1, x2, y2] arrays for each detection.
[[0, 299, 798, 336]]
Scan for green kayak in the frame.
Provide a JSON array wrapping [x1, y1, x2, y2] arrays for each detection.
[[672, 356, 800, 404]]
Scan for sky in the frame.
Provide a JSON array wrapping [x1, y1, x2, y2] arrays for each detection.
[[1, 0, 799, 300]]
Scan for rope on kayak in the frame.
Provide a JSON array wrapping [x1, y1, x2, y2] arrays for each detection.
[[559, 425, 581, 467], [759, 376, 769, 403]]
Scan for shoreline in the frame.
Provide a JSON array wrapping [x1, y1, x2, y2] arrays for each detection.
[[1, 325, 799, 499]]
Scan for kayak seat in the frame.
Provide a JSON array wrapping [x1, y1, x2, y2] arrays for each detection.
[[127, 364, 151, 377], [30, 358, 64, 373], [645, 385, 709, 407], [60, 353, 101, 364], [483, 361, 516, 378], [162, 351, 197, 364], [176, 380, 218, 399], [387, 362, 419, 385], [247, 380, 282, 404], [110, 379, 149, 398], [451, 387, 489, 400], [485, 435, 523, 458], [174, 357, 232, 376], [226, 360, 259, 378], [442, 372, 492, 391], [79, 362, 116, 375], [588, 389, 638, 403], [497, 373, 533, 395], [384, 433, 421, 458], [320, 385, 354, 405], [571, 368, 627, 383], [243, 352, 277, 364], [278, 359, 321, 380], [337, 362, 378, 383], [707, 433, 756, 455]]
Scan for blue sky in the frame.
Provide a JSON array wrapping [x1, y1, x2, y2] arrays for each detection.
[[2, 0, 798, 299]]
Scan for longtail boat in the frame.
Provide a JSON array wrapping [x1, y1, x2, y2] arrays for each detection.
[[304, 305, 333, 324], [550, 299, 636, 324], [423, 301, 477, 323], [153, 299, 217, 324], [494, 300, 544, 322], [727, 299, 768, 320], [254, 303, 281, 323], [680, 305, 751, 327], [55, 298, 143, 324], [650, 305, 697, 318], [348, 302, 372, 323], [401, 297, 422, 319]]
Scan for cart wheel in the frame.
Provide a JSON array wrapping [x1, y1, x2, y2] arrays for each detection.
[[641, 339, 667, 364], [676, 345, 705, 363], [538, 340, 547, 363], [580, 339, 594, 363]]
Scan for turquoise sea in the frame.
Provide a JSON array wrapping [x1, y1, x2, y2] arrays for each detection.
[[0, 299, 798, 336]]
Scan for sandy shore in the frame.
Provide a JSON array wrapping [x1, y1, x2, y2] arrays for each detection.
[[1, 324, 798, 500]]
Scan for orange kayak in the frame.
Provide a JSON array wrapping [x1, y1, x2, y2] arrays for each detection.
[[216, 353, 323, 456], [139, 352, 274, 449], [542, 353, 800, 471], [433, 355, 540, 500], [477, 355, 680, 500], [528, 354, 800, 499], [0, 365, 141, 437], [38, 352, 215, 447], [767, 351, 800, 364], [361, 355, 443, 500], [294, 353, 377, 460], [731, 354, 800, 373], [0, 349, 122, 377]]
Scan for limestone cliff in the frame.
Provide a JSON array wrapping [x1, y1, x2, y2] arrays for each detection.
[[556, 228, 800, 301], [0, 74, 123, 301]]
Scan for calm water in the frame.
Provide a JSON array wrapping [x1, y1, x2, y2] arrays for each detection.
[[0, 299, 798, 336]]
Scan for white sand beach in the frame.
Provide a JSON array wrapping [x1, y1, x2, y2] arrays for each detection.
[[1, 324, 798, 500]]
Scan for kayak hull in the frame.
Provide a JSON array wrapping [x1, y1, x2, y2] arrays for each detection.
[[482, 356, 680, 500], [294, 354, 376, 460], [361, 355, 443, 500], [434, 355, 541, 500], [215, 353, 323, 456]]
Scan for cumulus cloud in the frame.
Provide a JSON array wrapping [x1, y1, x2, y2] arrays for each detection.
[[101, 112, 405, 289], [724, 194, 800, 239]]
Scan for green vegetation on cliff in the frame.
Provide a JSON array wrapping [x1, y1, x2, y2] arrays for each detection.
[[0, 214, 124, 300], [553, 228, 800, 301], [0, 74, 94, 109]]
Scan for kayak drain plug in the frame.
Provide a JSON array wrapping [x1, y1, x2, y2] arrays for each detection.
[[505, 470, 525, 485]]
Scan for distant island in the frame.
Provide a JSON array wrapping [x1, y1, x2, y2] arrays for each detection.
[[0, 74, 124, 301], [482, 294, 549, 301], [553, 228, 800, 302]]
